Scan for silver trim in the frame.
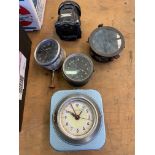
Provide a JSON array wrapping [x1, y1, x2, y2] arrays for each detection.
[[34, 38, 61, 66], [53, 94, 101, 145]]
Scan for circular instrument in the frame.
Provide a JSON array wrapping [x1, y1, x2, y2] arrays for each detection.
[[34, 38, 66, 88], [89, 24, 125, 62], [62, 53, 94, 86], [34, 38, 66, 71], [53, 94, 101, 145]]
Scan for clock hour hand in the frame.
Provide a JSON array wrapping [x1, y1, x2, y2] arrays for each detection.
[[66, 110, 80, 120], [66, 110, 76, 117]]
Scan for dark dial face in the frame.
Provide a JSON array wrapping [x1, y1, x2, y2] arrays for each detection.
[[36, 39, 59, 64], [90, 27, 125, 57], [63, 54, 93, 81]]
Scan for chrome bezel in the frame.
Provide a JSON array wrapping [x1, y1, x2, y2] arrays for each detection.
[[53, 94, 101, 145], [34, 38, 61, 66]]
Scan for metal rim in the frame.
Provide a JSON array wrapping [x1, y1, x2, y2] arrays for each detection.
[[62, 53, 94, 83], [34, 38, 61, 66], [53, 94, 101, 145], [89, 26, 125, 57]]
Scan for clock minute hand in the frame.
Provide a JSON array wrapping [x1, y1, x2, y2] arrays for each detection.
[[70, 104, 77, 116]]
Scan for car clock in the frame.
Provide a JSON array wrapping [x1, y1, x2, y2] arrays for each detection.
[[88, 24, 125, 62], [34, 38, 66, 88], [62, 53, 94, 86], [50, 89, 106, 151]]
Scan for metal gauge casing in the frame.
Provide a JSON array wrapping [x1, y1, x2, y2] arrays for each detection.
[[62, 53, 94, 86], [53, 94, 101, 145], [89, 24, 125, 62], [34, 38, 66, 70], [55, 1, 81, 41]]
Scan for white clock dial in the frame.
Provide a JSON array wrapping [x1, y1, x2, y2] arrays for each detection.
[[60, 101, 94, 136], [55, 95, 101, 144]]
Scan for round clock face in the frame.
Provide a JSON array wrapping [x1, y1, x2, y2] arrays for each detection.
[[89, 26, 125, 57], [54, 94, 101, 144], [35, 39, 60, 65], [62, 53, 94, 86]]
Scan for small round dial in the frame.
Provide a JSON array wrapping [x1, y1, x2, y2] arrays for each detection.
[[61, 100, 94, 136], [54, 94, 101, 144], [89, 26, 125, 58], [62, 53, 94, 86], [34, 39, 60, 65]]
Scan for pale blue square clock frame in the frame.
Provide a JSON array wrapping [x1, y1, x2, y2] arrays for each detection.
[[50, 89, 106, 151]]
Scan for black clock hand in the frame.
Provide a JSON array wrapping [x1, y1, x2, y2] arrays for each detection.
[[78, 106, 86, 116], [78, 108, 84, 117], [66, 110, 76, 118], [66, 108, 80, 120], [70, 104, 78, 116], [78, 110, 83, 116]]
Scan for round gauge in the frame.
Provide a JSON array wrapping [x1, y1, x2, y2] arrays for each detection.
[[53, 94, 101, 144], [34, 39, 60, 65], [62, 53, 94, 86], [34, 39, 66, 70], [89, 25, 125, 62]]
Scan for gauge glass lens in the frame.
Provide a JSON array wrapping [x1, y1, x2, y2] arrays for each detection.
[[91, 28, 123, 55], [58, 99, 96, 138], [63, 55, 92, 81], [36, 40, 58, 63]]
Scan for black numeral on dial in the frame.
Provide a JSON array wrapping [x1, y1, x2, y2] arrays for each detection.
[[82, 106, 85, 109], [77, 129, 79, 133]]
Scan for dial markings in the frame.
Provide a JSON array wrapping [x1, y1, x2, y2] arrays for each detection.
[[59, 99, 95, 137], [77, 129, 79, 133], [76, 103, 79, 107]]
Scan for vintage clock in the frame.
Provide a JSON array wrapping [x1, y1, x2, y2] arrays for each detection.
[[62, 53, 94, 86], [88, 24, 125, 62], [50, 89, 106, 151], [34, 38, 66, 88]]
